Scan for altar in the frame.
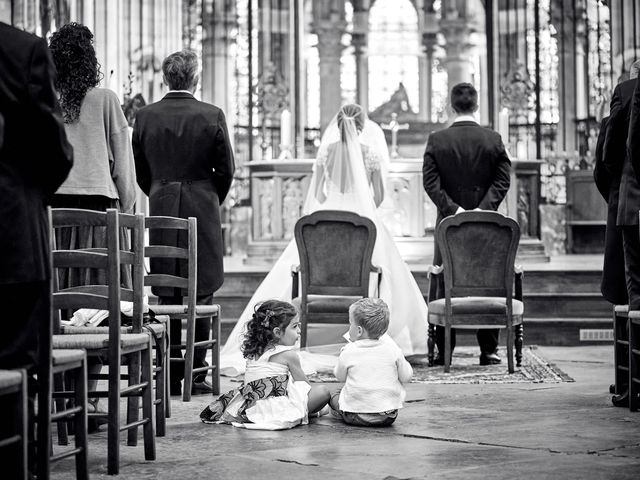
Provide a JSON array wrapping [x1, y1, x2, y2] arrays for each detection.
[[244, 155, 549, 265], [245, 157, 437, 264]]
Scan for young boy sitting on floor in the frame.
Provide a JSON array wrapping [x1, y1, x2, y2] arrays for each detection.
[[330, 298, 413, 427]]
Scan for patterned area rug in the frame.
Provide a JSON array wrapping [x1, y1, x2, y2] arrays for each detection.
[[308, 346, 574, 384]]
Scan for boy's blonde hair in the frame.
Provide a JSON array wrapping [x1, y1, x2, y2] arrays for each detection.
[[349, 298, 389, 339]]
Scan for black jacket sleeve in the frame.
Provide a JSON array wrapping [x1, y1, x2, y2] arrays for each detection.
[[603, 84, 626, 176], [629, 78, 640, 182], [212, 109, 235, 203], [478, 138, 511, 210], [132, 118, 151, 196], [593, 117, 611, 201], [422, 137, 459, 216], [28, 37, 73, 196]]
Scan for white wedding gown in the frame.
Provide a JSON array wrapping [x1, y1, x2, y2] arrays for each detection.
[[220, 113, 428, 376]]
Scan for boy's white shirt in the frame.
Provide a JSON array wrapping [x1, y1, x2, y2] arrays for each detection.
[[334, 333, 413, 413]]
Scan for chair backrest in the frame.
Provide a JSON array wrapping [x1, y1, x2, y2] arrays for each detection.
[[436, 211, 520, 300], [144, 216, 197, 310], [294, 210, 376, 297], [48, 208, 121, 340]]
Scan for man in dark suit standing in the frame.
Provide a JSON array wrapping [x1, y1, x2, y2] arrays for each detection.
[[594, 109, 628, 307], [0, 21, 73, 474], [133, 50, 234, 396], [422, 83, 511, 366], [603, 61, 640, 407]]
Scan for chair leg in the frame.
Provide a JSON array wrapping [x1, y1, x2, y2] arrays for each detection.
[[515, 324, 524, 367], [444, 326, 451, 373], [614, 309, 629, 396], [427, 324, 435, 367], [300, 308, 308, 349], [506, 324, 515, 374], [155, 332, 166, 436], [126, 352, 141, 446], [53, 373, 68, 446], [165, 325, 171, 418], [73, 361, 89, 480], [183, 316, 196, 402], [18, 370, 28, 480], [211, 313, 220, 395], [630, 319, 639, 412], [140, 342, 156, 461], [107, 359, 121, 475], [36, 363, 52, 480]]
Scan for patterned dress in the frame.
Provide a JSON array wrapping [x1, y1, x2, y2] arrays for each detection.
[[200, 345, 311, 430]]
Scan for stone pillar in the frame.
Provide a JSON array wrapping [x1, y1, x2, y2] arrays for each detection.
[[440, 12, 474, 95], [352, 8, 369, 113], [316, 21, 345, 131], [610, 0, 640, 78], [420, 3, 438, 122]]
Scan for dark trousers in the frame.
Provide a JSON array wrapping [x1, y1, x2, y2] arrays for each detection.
[[161, 293, 213, 383], [622, 225, 640, 310], [435, 327, 500, 357], [0, 281, 49, 477]]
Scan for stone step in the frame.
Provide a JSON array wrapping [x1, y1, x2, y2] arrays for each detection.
[[219, 317, 614, 347]]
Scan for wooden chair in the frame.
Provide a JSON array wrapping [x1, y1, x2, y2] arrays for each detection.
[[145, 216, 221, 402], [56, 210, 168, 437], [291, 210, 381, 348], [49, 208, 155, 475], [49, 349, 89, 480], [629, 309, 640, 411], [613, 305, 629, 398], [0, 369, 28, 479], [427, 211, 524, 374]]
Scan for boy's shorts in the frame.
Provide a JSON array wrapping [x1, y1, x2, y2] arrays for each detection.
[[336, 409, 398, 427], [330, 389, 398, 427]]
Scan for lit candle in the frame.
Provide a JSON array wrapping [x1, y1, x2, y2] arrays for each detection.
[[280, 109, 291, 147], [498, 108, 509, 145]]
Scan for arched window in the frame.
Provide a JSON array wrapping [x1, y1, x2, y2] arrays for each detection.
[[368, 0, 420, 113]]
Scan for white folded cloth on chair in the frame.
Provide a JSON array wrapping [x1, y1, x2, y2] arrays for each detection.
[[61, 296, 150, 327]]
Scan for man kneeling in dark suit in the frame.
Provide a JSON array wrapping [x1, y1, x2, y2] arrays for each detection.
[[422, 83, 511, 366]]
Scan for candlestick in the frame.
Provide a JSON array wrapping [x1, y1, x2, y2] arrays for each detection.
[[498, 108, 510, 146], [280, 109, 291, 148]]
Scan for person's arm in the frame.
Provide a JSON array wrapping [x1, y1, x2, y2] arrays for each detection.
[[396, 355, 413, 384], [333, 352, 348, 383], [107, 94, 137, 212], [272, 350, 309, 382], [422, 137, 460, 216], [603, 84, 625, 176], [629, 78, 640, 182], [211, 109, 235, 203], [28, 37, 73, 196], [478, 137, 511, 210], [132, 118, 151, 196], [593, 118, 611, 201]]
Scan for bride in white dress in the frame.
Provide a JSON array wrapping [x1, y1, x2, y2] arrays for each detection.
[[221, 104, 428, 376]]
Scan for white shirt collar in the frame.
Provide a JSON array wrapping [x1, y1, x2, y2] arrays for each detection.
[[167, 90, 194, 95], [452, 114, 478, 124]]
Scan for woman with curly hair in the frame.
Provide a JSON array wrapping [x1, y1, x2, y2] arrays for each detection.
[[49, 23, 137, 287], [199, 300, 331, 429]]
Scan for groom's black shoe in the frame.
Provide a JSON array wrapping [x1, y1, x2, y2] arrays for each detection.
[[192, 378, 214, 394], [479, 352, 501, 365], [612, 391, 629, 408]]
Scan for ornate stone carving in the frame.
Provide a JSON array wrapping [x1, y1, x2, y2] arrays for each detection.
[[500, 62, 535, 116], [254, 63, 289, 119], [281, 178, 305, 239], [517, 180, 531, 237]]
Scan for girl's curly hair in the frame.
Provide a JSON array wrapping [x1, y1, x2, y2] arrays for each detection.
[[241, 300, 298, 359], [49, 23, 102, 124]]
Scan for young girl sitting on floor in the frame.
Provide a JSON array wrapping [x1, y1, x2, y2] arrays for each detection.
[[200, 300, 331, 429]]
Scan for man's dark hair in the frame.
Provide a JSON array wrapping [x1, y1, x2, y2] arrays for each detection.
[[450, 83, 478, 114]]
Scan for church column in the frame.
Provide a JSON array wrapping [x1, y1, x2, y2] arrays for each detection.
[[610, 0, 640, 78], [352, 6, 369, 113], [420, 2, 438, 122], [440, 9, 474, 96], [316, 22, 345, 131]]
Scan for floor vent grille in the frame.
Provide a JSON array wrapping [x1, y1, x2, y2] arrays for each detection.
[[579, 329, 614, 341]]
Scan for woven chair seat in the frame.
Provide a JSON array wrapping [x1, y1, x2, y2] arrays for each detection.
[[52, 333, 150, 350], [52, 349, 86, 366], [61, 323, 166, 335], [152, 304, 219, 318], [428, 297, 524, 317], [0, 370, 22, 390]]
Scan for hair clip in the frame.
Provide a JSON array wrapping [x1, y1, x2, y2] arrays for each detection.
[[261, 310, 274, 328]]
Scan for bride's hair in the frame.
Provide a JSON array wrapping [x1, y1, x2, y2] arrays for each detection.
[[241, 300, 298, 358], [337, 104, 365, 139]]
